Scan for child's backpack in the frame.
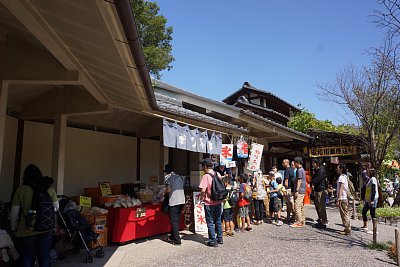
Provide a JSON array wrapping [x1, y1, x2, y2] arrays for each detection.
[[277, 184, 284, 199], [25, 186, 55, 232], [243, 184, 253, 199], [346, 175, 356, 200], [228, 190, 239, 207], [210, 173, 228, 201]]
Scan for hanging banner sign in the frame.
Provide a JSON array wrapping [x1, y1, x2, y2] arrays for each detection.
[[225, 161, 236, 168], [193, 192, 208, 233], [247, 143, 264, 171], [220, 144, 233, 165], [237, 139, 249, 158], [308, 146, 357, 157]]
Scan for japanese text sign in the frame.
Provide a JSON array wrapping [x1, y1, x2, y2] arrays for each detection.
[[308, 146, 357, 157], [247, 143, 264, 171], [220, 144, 233, 165], [193, 192, 207, 233]]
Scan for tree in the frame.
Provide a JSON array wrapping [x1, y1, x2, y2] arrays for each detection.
[[288, 109, 336, 133], [287, 108, 358, 134], [130, 0, 174, 79], [317, 42, 400, 172]]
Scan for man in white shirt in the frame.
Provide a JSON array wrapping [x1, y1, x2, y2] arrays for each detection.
[[336, 163, 350, 235]]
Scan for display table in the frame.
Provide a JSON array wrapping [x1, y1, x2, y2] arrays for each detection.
[[107, 203, 184, 244]]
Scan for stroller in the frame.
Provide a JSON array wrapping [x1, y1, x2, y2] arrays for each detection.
[[57, 195, 105, 263]]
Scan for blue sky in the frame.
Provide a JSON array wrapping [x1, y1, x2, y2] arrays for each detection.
[[152, 0, 386, 125]]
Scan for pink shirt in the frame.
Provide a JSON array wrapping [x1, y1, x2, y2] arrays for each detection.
[[199, 170, 223, 206]]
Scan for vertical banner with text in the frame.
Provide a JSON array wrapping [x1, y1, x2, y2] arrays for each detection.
[[247, 143, 264, 171], [193, 192, 208, 233], [220, 144, 233, 166]]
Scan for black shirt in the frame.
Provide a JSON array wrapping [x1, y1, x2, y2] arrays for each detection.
[[311, 167, 326, 192], [284, 167, 295, 190]]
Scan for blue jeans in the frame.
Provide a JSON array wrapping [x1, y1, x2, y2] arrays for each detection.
[[19, 231, 52, 267], [204, 204, 223, 243]]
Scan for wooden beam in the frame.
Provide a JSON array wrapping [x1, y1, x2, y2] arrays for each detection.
[[0, 0, 107, 103], [1, 37, 79, 83], [20, 86, 111, 120], [51, 113, 67, 194], [0, 81, 9, 182], [13, 119, 24, 190]]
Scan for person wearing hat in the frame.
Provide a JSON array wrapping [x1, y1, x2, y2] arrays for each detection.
[[199, 158, 224, 247], [163, 164, 185, 245]]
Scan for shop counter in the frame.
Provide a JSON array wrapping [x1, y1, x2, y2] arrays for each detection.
[[107, 203, 184, 244]]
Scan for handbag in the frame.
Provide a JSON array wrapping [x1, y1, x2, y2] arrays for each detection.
[[161, 195, 169, 214]]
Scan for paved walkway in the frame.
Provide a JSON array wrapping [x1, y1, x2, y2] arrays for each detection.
[[54, 205, 397, 267]]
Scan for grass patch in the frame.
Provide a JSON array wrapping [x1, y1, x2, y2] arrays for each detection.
[[357, 204, 400, 218], [376, 207, 400, 218], [368, 241, 392, 251]]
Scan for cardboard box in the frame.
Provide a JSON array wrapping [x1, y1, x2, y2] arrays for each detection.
[[99, 195, 120, 205], [82, 213, 107, 227], [86, 228, 108, 249]]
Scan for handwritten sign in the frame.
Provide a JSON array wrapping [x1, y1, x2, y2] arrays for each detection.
[[226, 161, 236, 168], [183, 193, 193, 228], [136, 207, 147, 218], [247, 143, 264, 171], [193, 192, 208, 233], [308, 146, 357, 157], [79, 196, 92, 207], [99, 182, 112, 196]]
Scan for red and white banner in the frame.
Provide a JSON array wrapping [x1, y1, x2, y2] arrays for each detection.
[[247, 143, 264, 171], [237, 139, 249, 158], [193, 192, 207, 233], [220, 144, 233, 166]]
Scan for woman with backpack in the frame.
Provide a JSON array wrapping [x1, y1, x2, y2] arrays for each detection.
[[252, 171, 266, 225], [360, 169, 379, 234], [11, 164, 58, 267]]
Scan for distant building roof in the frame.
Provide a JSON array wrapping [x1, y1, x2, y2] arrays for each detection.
[[223, 82, 300, 113]]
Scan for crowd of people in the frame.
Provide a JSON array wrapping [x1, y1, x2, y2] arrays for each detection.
[[164, 157, 381, 247]]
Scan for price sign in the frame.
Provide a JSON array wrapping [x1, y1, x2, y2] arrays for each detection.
[[136, 207, 147, 218], [99, 182, 112, 196], [79, 196, 92, 207]]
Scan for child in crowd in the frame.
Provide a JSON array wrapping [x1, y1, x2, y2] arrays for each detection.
[[276, 177, 286, 222], [238, 175, 252, 232], [223, 177, 235, 236], [268, 172, 283, 226]]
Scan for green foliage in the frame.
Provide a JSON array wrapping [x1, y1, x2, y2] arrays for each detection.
[[376, 207, 400, 217], [367, 241, 392, 251], [287, 108, 359, 134], [357, 204, 400, 217], [130, 0, 174, 79]]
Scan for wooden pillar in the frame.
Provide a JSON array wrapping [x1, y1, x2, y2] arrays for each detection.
[[372, 218, 378, 244], [0, 81, 8, 180], [13, 119, 24, 190], [136, 138, 141, 181], [395, 229, 400, 266], [51, 114, 67, 194]]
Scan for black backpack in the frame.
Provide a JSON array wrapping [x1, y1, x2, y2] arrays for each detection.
[[209, 172, 228, 201], [228, 190, 239, 207], [26, 186, 55, 232]]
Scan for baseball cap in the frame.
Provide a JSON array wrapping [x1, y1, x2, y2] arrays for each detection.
[[200, 158, 214, 167]]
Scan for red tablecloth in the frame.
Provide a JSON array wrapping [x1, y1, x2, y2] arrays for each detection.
[[107, 203, 184, 243]]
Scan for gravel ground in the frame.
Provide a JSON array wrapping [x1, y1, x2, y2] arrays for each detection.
[[54, 204, 397, 267]]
